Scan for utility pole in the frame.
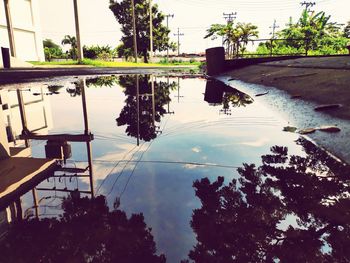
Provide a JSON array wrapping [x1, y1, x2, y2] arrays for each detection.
[[174, 77, 184, 103], [300, 1, 315, 12], [287, 16, 293, 27], [149, 0, 153, 62], [269, 19, 279, 56], [165, 14, 174, 61], [174, 28, 184, 56], [270, 19, 279, 39], [73, 0, 83, 63], [131, 0, 138, 63], [223, 12, 237, 58], [223, 12, 237, 23]]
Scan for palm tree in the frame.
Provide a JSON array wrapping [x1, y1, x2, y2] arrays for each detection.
[[205, 22, 258, 58], [236, 22, 259, 55], [61, 35, 77, 60]]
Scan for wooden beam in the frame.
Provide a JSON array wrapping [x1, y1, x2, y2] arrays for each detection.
[[3, 0, 16, 57], [19, 133, 94, 142]]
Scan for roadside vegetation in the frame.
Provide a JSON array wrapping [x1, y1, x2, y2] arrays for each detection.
[[256, 10, 349, 56], [29, 58, 202, 68], [42, 0, 178, 66], [206, 9, 350, 58]]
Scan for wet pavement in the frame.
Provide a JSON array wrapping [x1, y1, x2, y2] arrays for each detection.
[[218, 74, 350, 165]]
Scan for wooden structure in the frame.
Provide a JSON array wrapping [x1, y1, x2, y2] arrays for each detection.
[[0, 157, 57, 209]]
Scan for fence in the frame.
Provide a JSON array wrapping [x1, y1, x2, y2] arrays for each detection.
[[224, 37, 348, 59]]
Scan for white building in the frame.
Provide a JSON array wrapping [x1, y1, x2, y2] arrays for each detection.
[[0, 0, 45, 66]]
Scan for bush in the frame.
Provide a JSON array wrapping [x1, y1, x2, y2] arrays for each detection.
[[83, 45, 114, 60]]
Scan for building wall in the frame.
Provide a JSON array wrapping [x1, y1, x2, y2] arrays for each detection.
[[0, 0, 44, 63], [0, 86, 53, 153]]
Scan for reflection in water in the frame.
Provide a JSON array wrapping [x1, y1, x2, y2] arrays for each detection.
[[2, 75, 350, 262], [66, 82, 82, 97], [204, 79, 254, 115], [86, 75, 119, 88], [116, 75, 177, 143], [0, 194, 166, 263], [187, 137, 350, 262]]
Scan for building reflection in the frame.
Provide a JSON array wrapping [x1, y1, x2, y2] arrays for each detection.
[[204, 79, 254, 115], [187, 137, 350, 262], [0, 80, 95, 236], [116, 75, 177, 145]]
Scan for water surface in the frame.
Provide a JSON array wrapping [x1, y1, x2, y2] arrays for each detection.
[[0, 75, 349, 262]]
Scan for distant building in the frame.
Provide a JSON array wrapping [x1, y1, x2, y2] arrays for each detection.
[[0, 0, 44, 64]]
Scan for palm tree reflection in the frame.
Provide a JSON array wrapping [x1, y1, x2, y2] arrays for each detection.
[[188, 137, 350, 262], [204, 79, 253, 115]]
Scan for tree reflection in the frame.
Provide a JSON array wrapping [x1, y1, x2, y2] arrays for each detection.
[[116, 75, 176, 142], [188, 138, 350, 262], [86, 75, 118, 88], [204, 79, 253, 115], [0, 194, 166, 263], [66, 82, 81, 97]]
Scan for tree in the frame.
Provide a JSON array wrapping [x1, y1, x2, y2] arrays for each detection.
[[0, 194, 166, 263], [276, 10, 348, 55], [109, 0, 173, 63], [236, 22, 259, 54], [43, 39, 63, 61], [204, 79, 254, 113], [186, 137, 350, 262], [83, 45, 115, 60], [116, 75, 176, 141], [205, 21, 259, 58], [61, 35, 77, 60], [344, 21, 350, 38]]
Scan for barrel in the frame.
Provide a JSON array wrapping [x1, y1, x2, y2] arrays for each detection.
[[205, 47, 225, 75], [1, 47, 11, 68]]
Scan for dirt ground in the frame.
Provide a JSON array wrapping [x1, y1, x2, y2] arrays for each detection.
[[225, 56, 350, 120], [221, 56, 350, 164]]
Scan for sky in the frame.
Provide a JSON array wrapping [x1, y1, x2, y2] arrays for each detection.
[[38, 0, 349, 54]]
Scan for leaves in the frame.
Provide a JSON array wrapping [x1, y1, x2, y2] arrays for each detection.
[[187, 137, 350, 262], [283, 126, 297, 132], [255, 91, 269, 97], [283, 125, 341, 134], [205, 21, 259, 58], [298, 128, 316, 134], [109, 0, 172, 62], [318, 126, 341, 133], [314, 104, 342, 111]]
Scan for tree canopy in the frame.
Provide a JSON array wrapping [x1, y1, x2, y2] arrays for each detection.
[[109, 0, 173, 62], [205, 21, 258, 58], [257, 10, 348, 55], [61, 35, 77, 60]]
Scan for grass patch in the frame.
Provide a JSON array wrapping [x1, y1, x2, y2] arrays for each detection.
[[29, 60, 79, 66], [29, 59, 201, 68]]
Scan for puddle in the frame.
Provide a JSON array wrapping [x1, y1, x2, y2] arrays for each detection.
[[0, 75, 349, 262]]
